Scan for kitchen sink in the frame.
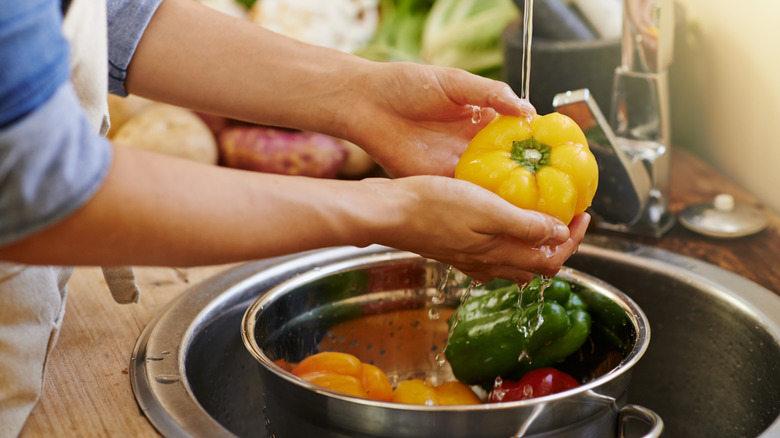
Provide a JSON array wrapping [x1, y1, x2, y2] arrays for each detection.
[[131, 236, 780, 438]]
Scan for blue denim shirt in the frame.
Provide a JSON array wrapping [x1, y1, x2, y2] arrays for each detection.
[[0, 0, 162, 246], [0, 0, 70, 129]]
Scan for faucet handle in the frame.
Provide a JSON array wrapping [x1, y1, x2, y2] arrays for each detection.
[[553, 89, 652, 225]]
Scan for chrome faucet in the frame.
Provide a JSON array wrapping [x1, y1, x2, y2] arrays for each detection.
[[553, 0, 675, 238]]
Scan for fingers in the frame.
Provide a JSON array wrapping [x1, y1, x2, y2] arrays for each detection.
[[443, 68, 536, 119], [460, 267, 536, 286], [452, 244, 566, 285], [453, 213, 591, 284], [451, 181, 566, 247], [496, 207, 571, 247], [488, 84, 536, 120], [567, 213, 591, 244]]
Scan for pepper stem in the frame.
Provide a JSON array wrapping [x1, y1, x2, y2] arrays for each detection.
[[524, 148, 542, 164], [511, 137, 552, 173]]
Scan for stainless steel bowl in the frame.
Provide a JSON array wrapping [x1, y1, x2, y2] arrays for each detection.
[[241, 247, 661, 438]]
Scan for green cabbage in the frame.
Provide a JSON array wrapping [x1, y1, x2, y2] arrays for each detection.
[[421, 0, 519, 78], [356, 0, 518, 79], [356, 0, 436, 62]]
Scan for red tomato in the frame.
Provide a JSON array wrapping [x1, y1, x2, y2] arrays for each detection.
[[489, 368, 580, 402]]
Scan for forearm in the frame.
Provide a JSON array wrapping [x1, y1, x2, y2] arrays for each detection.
[[0, 140, 581, 281], [124, 0, 366, 138], [0, 145, 392, 267]]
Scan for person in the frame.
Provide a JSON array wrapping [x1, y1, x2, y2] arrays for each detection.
[[0, 0, 590, 435]]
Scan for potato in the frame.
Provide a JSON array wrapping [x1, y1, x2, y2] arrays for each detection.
[[112, 104, 219, 165], [338, 139, 377, 178], [218, 126, 347, 178], [106, 94, 155, 138]]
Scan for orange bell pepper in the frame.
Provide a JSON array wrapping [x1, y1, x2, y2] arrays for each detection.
[[291, 352, 393, 401]]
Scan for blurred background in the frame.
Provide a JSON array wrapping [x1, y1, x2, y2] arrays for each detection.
[[118, 0, 780, 215], [669, 0, 780, 215]]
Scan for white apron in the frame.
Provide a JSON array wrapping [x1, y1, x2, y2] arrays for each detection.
[[0, 1, 140, 435]]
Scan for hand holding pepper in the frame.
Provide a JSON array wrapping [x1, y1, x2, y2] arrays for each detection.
[[373, 176, 591, 284], [343, 62, 537, 178]]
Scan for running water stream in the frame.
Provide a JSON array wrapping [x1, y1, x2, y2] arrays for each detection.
[[428, 0, 547, 375], [519, 0, 534, 100]]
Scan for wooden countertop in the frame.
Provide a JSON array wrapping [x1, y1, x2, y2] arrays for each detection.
[[19, 148, 780, 437]]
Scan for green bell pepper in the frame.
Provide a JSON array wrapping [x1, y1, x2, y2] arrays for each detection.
[[445, 276, 592, 387], [574, 284, 634, 355]]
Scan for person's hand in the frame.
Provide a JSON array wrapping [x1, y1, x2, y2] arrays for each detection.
[[367, 176, 589, 284], [345, 62, 535, 178]]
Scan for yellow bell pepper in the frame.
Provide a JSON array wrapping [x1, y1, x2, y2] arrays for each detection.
[[455, 113, 598, 225], [392, 379, 481, 405]]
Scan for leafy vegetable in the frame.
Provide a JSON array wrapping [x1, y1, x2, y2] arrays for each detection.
[[233, 0, 255, 9], [421, 0, 519, 78], [356, 0, 435, 62]]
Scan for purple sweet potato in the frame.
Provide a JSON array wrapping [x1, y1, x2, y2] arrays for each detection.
[[218, 126, 348, 178]]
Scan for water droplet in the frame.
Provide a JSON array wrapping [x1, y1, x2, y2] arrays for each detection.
[[516, 350, 529, 362], [471, 106, 482, 124]]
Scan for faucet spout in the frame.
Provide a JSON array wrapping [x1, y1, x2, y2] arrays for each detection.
[[553, 89, 652, 228]]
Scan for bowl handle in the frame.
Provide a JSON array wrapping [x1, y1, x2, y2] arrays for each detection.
[[618, 404, 664, 438]]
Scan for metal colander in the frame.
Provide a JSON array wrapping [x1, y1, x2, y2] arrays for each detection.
[[242, 247, 661, 437]]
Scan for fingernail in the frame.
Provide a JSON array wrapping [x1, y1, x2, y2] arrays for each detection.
[[553, 224, 570, 242], [582, 213, 592, 228], [501, 88, 532, 113]]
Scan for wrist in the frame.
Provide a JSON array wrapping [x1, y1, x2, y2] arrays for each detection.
[[328, 178, 408, 249]]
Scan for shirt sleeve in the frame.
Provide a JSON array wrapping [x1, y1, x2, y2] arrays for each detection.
[[0, 82, 113, 247], [0, 0, 70, 128], [107, 0, 165, 96], [0, 0, 112, 247]]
